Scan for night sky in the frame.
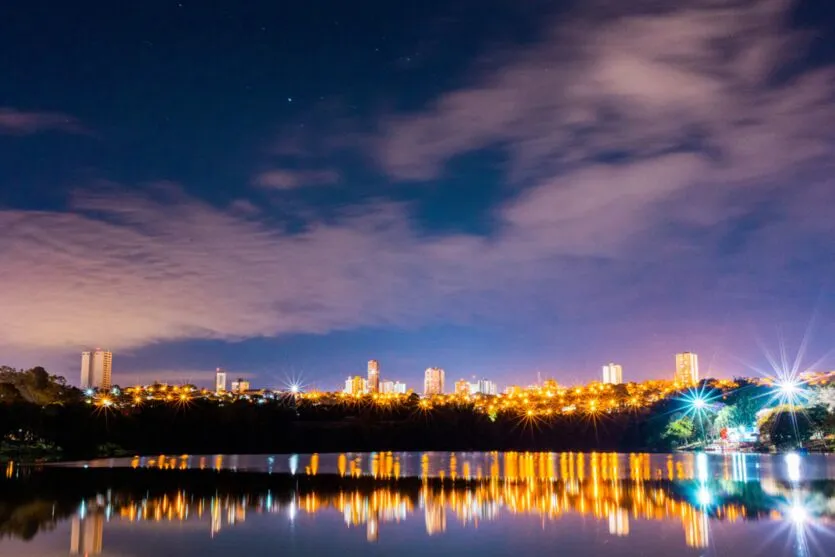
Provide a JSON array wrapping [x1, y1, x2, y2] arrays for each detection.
[[2, 0, 835, 390]]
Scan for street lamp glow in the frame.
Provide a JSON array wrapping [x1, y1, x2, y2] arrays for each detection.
[[290, 384, 299, 394], [692, 397, 707, 410], [777, 380, 799, 395]]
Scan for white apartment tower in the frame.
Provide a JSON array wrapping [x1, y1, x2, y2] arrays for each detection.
[[80, 349, 113, 390], [675, 352, 700, 385], [423, 367, 445, 396], [602, 363, 623, 385], [215, 368, 228, 393]]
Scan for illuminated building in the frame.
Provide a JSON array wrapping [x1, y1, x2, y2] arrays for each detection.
[[424, 367, 445, 396], [542, 378, 558, 391], [70, 509, 104, 555], [80, 349, 112, 390], [475, 379, 497, 395], [602, 363, 623, 385], [379, 380, 406, 394], [675, 353, 700, 386], [230, 379, 250, 393], [367, 360, 380, 393], [215, 368, 227, 393], [344, 375, 366, 395], [504, 385, 523, 396], [455, 379, 471, 395]]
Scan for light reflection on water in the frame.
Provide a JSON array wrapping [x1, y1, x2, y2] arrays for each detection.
[[63, 450, 835, 482], [4, 452, 835, 556]]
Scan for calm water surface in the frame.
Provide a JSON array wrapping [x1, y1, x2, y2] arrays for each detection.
[[2, 452, 834, 556]]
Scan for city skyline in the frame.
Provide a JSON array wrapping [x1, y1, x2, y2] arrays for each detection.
[[2, 0, 835, 389], [72, 348, 833, 393]]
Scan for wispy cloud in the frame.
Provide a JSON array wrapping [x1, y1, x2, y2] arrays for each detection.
[[0, 186, 433, 350], [0, 0, 833, 360], [253, 168, 341, 190], [0, 107, 87, 135], [376, 0, 835, 224]]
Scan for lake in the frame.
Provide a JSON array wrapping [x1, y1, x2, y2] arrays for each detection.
[[2, 452, 834, 556]]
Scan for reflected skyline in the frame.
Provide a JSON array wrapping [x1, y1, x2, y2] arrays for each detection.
[[33, 452, 835, 553], [3, 452, 835, 556]]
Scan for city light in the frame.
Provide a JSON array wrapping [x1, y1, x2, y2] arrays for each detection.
[[770, 375, 810, 408], [696, 486, 712, 507], [62, 451, 780, 551], [786, 453, 801, 483], [788, 503, 808, 524]]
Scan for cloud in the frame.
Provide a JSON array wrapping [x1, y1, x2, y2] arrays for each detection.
[[0, 186, 435, 351], [0, 107, 87, 135], [1, 0, 833, 365], [253, 169, 341, 190], [375, 0, 835, 194]]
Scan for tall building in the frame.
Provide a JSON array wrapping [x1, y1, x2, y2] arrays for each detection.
[[675, 352, 700, 385], [367, 360, 380, 393], [230, 379, 250, 393], [380, 380, 394, 394], [344, 375, 366, 395], [392, 381, 407, 394], [475, 379, 497, 395], [80, 350, 112, 390], [423, 367, 445, 396], [215, 368, 227, 393], [602, 363, 623, 385], [454, 379, 471, 395]]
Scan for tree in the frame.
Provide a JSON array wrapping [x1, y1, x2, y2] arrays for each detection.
[[811, 386, 835, 413], [0, 366, 74, 406], [723, 383, 770, 428], [759, 405, 829, 449], [0, 383, 22, 404], [664, 415, 695, 446]]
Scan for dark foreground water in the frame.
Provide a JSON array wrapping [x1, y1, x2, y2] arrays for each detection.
[[2, 452, 834, 556]]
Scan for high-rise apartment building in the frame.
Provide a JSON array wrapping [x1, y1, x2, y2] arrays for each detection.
[[344, 375, 366, 395], [675, 352, 700, 385], [475, 379, 498, 395], [380, 380, 394, 394], [215, 368, 227, 393], [80, 349, 112, 390], [379, 380, 407, 394], [454, 379, 471, 395], [231, 379, 250, 393], [367, 360, 380, 393], [423, 367, 445, 396], [602, 363, 623, 385]]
